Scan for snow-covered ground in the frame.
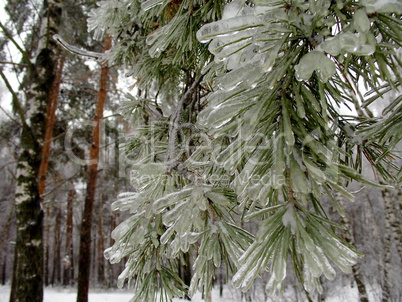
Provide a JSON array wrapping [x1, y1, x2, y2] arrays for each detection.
[[0, 285, 225, 302], [0, 283, 381, 302]]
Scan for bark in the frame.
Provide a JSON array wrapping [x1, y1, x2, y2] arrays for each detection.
[[0, 201, 14, 286], [97, 193, 105, 285], [76, 34, 112, 302], [1, 214, 12, 285], [51, 206, 62, 285], [207, 291, 212, 302], [364, 191, 383, 294], [38, 49, 65, 197], [11, 1, 62, 301], [105, 212, 118, 288], [183, 252, 192, 300], [40, 50, 65, 285], [63, 186, 75, 286], [335, 192, 368, 302], [9, 248, 17, 302], [397, 188, 402, 261], [381, 187, 398, 301]]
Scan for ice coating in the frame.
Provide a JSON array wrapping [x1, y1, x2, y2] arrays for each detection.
[[353, 9, 371, 34], [282, 205, 297, 233], [362, 0, 402, 13], [294, 51, 336, 83], [221, 0, 244, 20], [196, 15, 264, 43], [140, 0, 164, 11]]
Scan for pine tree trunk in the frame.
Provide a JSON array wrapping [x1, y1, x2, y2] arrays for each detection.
[[76, 34, 112, 302], [11, 1, 62, 301], [41, 50, 65, 286], [63, 186, 75, 286]]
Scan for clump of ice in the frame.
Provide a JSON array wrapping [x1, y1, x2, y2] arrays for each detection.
[[282, 205, 297, 233], [295, 51, 336, 83], [362, 0, 402, 13], [221, 0, 244, 20]]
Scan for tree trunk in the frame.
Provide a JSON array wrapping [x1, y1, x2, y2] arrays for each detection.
[[51, 206, 62, 285], [11, 1, 62, 301], [207, 291, 212, 302], [364, 190, 383, 298], [0, 202, 14, 285], [41, 50, 65, 285], [219, 273, 223, 297], [381, 186, 398, 301], [97, 193, 105, 286], [1, 222, 11, 285], [9, 247, 17, 302], [76, 34, 112, 302], [105, 212, 118, 288], [335, 192, 368, 302], [397, 187, 402, 261], [63, 186, 75, 286]]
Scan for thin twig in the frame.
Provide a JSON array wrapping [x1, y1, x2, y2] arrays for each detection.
[[0, 61, 28, 67], [41, 171, 81, 199], [0, 21, 33, 70], [0, 105, 22, 127], [166, 74, 205, 171], [286, 168, 296, 204], [0, 160, 18, 171], [0, 69, 27, 127]]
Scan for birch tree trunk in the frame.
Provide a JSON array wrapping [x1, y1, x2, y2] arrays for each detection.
[[76, 34, 112, 302], [11, 1, 62, 301]]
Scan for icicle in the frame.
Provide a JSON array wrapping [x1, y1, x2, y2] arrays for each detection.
[[53, 34, 103, 59], [196, 15, 265, 43], [141, 0, 165, 11]]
